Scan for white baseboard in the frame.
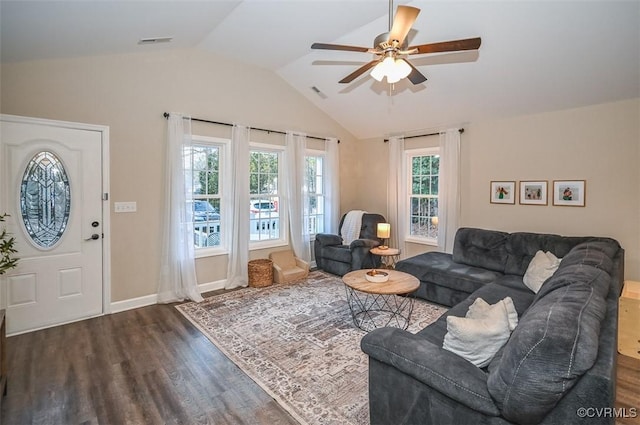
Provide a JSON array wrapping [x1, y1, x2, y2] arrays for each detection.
[[109, 280, 227, 313], [198, 279, 227, 293], [110, 294, 158, 313]]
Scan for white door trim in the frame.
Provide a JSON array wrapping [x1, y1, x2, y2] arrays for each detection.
[[0, 114, 111, 322]]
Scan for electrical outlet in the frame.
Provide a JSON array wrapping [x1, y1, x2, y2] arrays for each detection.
[[114, 202, 137, 213]]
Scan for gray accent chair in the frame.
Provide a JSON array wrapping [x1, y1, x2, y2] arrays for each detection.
[[314, 212, 386, 276], [362, 227, 624, 425]]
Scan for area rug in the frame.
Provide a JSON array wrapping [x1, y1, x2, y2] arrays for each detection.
[[176, 270, 447, 425]]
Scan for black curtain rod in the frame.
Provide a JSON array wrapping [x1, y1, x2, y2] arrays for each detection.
[[163, 112, 339, 143], [383, 128, 464, 142]]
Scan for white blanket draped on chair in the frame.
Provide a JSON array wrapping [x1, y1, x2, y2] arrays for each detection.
[[341, 210, 366, 245]]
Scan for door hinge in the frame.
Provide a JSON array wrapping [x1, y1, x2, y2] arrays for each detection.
[[103, 193, 109, 201]]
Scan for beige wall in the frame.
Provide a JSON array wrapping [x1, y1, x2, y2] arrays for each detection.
[[353, 98, 640, 280], [464, 99, 640, 279], [0, 48, 359, 302], [3, 47, 638, 305]]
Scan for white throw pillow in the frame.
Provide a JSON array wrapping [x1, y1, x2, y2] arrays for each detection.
[[442, 297, 518, 368], [523, 250, 561, 293]]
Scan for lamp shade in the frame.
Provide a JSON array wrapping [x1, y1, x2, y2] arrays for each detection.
[[377, 223, 391, 239], [370, 57, 412, 84]]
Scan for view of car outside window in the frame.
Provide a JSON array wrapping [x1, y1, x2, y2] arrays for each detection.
[[190, 144, 222, 248], [189, 147, 328, 249], [250, 151, 279, 242]]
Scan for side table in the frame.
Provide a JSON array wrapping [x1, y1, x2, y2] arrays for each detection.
[[619, 280, 640, 359], [370, 247, 401, 269]]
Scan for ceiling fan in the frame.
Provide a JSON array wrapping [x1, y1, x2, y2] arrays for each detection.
[[310, 2, 481, 85]]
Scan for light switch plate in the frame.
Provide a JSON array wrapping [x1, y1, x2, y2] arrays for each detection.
[[114, 201, 137, 213]]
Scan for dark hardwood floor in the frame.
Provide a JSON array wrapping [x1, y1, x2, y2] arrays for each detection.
[[2, 301, 639, 425], [1, 302, 298, 425], [616, 353, 640, 425]]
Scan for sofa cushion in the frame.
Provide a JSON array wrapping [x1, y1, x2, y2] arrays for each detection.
[[487, 269, 607, 424], [396, 251, 502, 294], [469, 282, 535, 317], [443, 297, 518, 367], [534, 242, 614, 304], [321, 245, 352, 263], [554, 240, 618, 276], [452, 228, 509, 273], [503, 232, 585, 276], [269, 250, 297, 269], [522, 250, 561, 293], [504, 233, 621, 276]]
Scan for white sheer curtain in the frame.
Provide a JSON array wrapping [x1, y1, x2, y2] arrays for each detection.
[[324, 138, 340, 234], [387, 136, 406, 251], [285, 132, 311, 262], [158, 113, 203, 303], [226, 124, 250, 289], [438, 129, 461, 253]]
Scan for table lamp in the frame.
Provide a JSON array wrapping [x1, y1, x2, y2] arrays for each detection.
[[377, 223, 391, 250]]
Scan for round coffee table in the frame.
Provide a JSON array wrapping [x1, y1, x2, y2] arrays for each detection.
[[342, 269, 420, 332]]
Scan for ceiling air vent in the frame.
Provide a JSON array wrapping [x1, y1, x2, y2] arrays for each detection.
[[138, 37, 173, 45], [311, 86, 327, 99]]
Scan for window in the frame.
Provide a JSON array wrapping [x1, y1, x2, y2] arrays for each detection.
[[407, 148, 439, 244], [305, 154, 325, 236], [21, 151, 71, 248], [186, 137, 227, 252], [249, 149, 281, 242]]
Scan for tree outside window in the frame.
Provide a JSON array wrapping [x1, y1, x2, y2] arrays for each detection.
[[409, 152, 439, 241], [188, 144, 222, 248], [305, 155, 325, 236], [250, 150, 280, 241]]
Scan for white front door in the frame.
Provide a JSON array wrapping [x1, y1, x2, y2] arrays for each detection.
[[1, 116, 108, 335]]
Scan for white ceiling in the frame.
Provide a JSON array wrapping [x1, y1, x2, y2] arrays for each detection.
[[1, 1, 639, 139]]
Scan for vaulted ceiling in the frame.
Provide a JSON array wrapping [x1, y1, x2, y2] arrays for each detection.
[[2, 1, 639, 139]]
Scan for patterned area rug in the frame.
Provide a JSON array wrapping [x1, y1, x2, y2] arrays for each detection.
[[176, 270, 447, 425]]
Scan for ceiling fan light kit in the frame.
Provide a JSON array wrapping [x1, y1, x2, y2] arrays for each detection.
[[311, 2, 481, 86], [370, 56, 411, 83]]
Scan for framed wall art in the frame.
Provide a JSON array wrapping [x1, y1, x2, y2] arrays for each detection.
[[552, 180, 586, 206], [490, 181, 516, 204], [519, 181, 548, 205]]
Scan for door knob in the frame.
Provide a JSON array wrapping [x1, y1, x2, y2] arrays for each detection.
[[85, 234, 100, 241]]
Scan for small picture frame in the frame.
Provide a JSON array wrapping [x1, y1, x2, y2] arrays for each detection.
[[490, 181, 516, 204], [519, 181, 548, 205], [553, 180, 586, 207]]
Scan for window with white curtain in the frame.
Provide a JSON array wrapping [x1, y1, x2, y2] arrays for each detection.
[[305, 153, 325, 237], [249, 147, 284, 243], [406, 147, 440, 244], [186, 136, 229, 254]]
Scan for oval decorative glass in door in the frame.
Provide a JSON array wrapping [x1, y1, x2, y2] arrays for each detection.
[[20, 151, 71, 248]]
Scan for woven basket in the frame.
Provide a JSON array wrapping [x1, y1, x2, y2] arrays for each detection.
[[248, 259, 273, 288]]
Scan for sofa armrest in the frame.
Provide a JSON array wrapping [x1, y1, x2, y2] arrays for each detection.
[[272, 262, 285, 283], [295, 257, 310, 272], [361, 327, 500, 416], [349, 238, 380, 250], [350, 239, 381, 269], [315, 233, 343, 247]]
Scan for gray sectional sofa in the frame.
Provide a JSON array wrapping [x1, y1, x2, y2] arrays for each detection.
[[361, 227, 624, 425]]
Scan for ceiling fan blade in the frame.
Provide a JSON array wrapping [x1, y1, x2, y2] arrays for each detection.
[[388, 5, 420, 46], [339, 60, 380, 84], [409, 37, 482, 55], [311, 43, 369, 53], [405, 61, 428, 85]]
